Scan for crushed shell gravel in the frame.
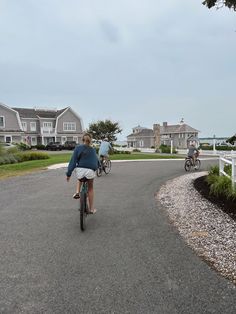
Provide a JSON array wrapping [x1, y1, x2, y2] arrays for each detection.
[[157, 171, 236, 285]]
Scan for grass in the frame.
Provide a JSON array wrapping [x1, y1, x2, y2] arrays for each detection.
[[0, 151, 183, 179]]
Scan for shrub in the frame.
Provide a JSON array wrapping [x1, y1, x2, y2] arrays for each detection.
[[15, 142, 31, 151], [34, 144, 46, 150], [206, 165, 236, 200], [112, 149, 131, 154], [15, 152, 49, 162], [133, 149, 141, 152], [159, 144, 176, 154]]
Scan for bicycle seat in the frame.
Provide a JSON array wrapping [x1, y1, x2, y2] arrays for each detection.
[[79, 177, 88, 182]]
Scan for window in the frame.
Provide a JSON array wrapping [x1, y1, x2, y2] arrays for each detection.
[[22, 122, 27, 131], [62, 136, 67, 144], [63, 122, 76, 131], [73, 136, 78, 143], [0, 116, 5, 128], [30, 122, 36, 131], [5, 136, 12, 143], [43, 122, 52, 128], [31, 137, 37, 146]]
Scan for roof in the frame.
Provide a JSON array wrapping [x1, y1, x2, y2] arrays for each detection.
[[127, 128, 154, 138], [161, 123, 199, 134], [12, 107, 68, 119]]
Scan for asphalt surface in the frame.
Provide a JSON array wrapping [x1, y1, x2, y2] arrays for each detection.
[[0, 159, 235, 314]]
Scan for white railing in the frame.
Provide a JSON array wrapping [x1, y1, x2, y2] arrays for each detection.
[[41, 128, 55, 135], [219, 153, 236, 187]]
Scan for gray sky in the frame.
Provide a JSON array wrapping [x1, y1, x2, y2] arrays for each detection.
[[0, 0, 235, 140]]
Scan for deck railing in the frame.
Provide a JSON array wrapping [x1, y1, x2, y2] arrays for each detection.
[[219, 153, 236, 187]]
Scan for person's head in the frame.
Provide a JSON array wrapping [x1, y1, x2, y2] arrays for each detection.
[[103, 137, 108, 141], [82, 133, 92, 146]]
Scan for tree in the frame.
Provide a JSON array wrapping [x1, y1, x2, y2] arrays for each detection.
[[226, 134, 236, 144], [87, 119, 122, 142], [202, 0, 236, 10]]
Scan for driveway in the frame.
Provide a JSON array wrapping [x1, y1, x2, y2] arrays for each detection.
[[0, 159, 235, 313]]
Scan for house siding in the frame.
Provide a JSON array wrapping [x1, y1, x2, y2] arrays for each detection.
[[0, 103, 84, 145], [0, 104, 20, 131]]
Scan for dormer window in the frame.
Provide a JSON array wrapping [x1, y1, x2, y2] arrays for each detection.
[[0, 116, 5, 128]]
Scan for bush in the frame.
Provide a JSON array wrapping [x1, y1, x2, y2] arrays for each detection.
[[113, 149, 131, 154], [15, 142, 31, 151], [206, 165, 236, 200], [159, 144, 176, 154], [34, 144, 46, 150], [0, 154, 20, 165], [15, 152, 49, 162], [133, 149, 141, 152]]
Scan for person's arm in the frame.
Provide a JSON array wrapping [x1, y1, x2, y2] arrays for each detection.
[[66, 146, 81, 178]]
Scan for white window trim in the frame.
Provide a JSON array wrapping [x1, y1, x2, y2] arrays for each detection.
[[22, 121, 27, 131], [62, 136, 67, 144], [31, 136, 37, 145], [43, 122, 53, 128], [30, 122, 36, 131], [0, 116, 5, 128], [63, 122, 76, 131], [4, 135, 12, 143], [73, 136, 78, 143]]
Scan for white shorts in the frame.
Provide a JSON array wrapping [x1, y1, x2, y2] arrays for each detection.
[[75, 167, 96, 180]]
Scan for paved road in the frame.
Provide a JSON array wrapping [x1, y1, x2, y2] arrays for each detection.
[[0, 159, 235, 314]]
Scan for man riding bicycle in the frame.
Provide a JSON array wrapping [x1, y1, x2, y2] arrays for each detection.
[[187, 143, 199, 167], [98, 137, 113, 161]]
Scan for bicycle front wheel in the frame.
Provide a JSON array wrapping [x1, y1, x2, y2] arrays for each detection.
[[184, 159, 191, 172], [80, 191, 87, 231], [103, 159, 111, 174], [195, 159, 201, 170]]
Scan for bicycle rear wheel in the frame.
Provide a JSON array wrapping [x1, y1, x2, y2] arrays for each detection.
[[184, 159, 192, 172], [103, 159, 111, 174], [80, 190, 87, 231]]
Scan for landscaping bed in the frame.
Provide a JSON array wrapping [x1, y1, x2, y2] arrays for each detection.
[[194, 175, 236, 221]]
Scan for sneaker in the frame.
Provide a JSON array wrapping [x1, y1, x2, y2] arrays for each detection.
[[73, 192, 80, 199]]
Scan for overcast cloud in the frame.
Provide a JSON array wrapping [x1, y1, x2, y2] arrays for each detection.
[[0, 0, 236, 140]]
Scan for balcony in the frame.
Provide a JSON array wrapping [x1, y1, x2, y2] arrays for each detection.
[[41, 128, 56, 135]]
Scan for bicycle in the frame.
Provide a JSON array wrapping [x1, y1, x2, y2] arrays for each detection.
[[96, 155, 111, 177], [79, 177, 89, 231], [184, 156, 201, 172]]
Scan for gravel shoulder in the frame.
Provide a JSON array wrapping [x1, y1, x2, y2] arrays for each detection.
[[157, 171, 236, 285]]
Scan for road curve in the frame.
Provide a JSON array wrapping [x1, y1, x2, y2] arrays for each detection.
[[0, 159, 235, 314]]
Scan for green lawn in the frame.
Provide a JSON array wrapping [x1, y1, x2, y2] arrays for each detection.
[[0, 152, 183, 179]]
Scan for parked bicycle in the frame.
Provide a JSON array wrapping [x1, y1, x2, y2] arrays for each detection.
[[184, 156, 201, 171], [96, 155, 112, 177]]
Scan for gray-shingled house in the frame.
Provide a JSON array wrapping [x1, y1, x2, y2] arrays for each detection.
[[127, 120, 199, 149], [0, 102, 84, 146]]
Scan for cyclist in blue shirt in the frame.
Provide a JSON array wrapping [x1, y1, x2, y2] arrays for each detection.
[[98, 137, 113, 158], [66, 133, 99, 214]]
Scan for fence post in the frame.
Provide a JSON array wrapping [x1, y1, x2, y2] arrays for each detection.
[[219, 154, 223, 176], [232, 157, 236, 187]]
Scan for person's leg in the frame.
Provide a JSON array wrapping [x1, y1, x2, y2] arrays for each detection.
[[76, 180, 82, 193], [87, 179, 96, 213], [73, 180, 81, 199]]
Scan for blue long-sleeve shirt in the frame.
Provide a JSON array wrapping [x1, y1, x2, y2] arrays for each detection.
[[98, 141, 112, 156], [66, 144, 99, 177]]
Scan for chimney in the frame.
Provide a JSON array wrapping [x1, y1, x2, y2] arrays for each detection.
[[153, 124, 161, 148]]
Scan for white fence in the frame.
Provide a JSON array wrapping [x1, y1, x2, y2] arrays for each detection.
[[219, 153, 236, 187]]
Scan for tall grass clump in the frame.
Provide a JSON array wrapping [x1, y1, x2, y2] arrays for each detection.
[[206, 164, 236, 200]]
